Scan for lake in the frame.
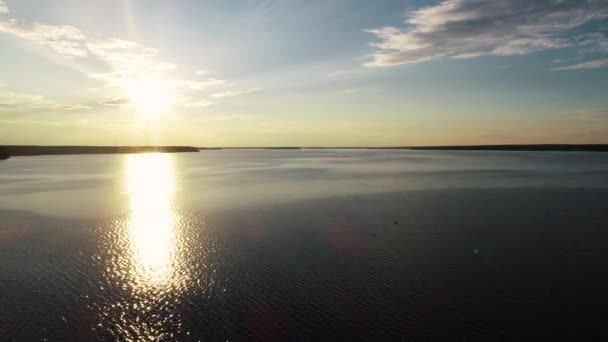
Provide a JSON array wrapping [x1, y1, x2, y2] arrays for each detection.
[[2, 150, 608, 340]]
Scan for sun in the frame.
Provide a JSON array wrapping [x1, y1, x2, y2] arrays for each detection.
[[123, 77, 177, 119]]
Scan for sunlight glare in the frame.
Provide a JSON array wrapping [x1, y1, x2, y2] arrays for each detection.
[[126, 153, 177, 286], [123, 77, 177, 119]]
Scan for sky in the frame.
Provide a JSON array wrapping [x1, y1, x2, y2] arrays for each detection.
[[0, 0, 607, 147]]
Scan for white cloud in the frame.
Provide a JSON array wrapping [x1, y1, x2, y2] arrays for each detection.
[[0, 12, 260, 108], [0, 91, 90, 111], [0, 92, 52, 109], [0, 1, 9, 14], [85, 38, 177, 82], [0, 19, 88, 57], [327, 69, 362, 78], [183, 99, 218, 108], [154, 62, 177, 71], [194, 114, 251, 123], [210, 89, 260, 98], [174, 78, 226, 91], [195, 69, 208, 75], [56, 104, 92, 110], [574, 108, 608, 122], [98, 97, 130, 106], [365, 0, 608, 67], [552, 58, 608, 70], [0, 20, 182, 81]]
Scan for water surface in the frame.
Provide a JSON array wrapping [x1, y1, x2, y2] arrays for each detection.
[[1, 150, 608, 340]]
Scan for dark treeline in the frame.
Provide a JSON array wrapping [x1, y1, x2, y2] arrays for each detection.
[[296, 144, 608, 151], [215, 145, 608, 151], [3, 145, 608, 158], [216, 147, 302, 150], [404, 144, 608, 152], [0, 147, 9, 160], [1, 145, 199, 157]]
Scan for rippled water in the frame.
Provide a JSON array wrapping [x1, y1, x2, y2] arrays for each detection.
[[1, 150, 608, 340]]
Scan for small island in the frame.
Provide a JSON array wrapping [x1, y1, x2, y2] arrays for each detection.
[[1, 145, 199, 157]]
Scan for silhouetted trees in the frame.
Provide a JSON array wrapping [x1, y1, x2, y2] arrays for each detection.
[[0, 147, 9, 160], [0, 145, 199, 156]]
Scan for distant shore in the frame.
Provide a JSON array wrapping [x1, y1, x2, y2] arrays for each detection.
[[217, 144, 608, 152], [0, 145, 199, 157], [215, 147, 302, 150], [2, 144, 608, 160], [0, 148, 9, 160], [380, 144, 608, 152]]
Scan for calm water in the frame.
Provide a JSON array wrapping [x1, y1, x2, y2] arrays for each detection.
[[1, 150, 608, 340]]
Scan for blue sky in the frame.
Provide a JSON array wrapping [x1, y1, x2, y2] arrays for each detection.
[[1, 0, 607, 146]]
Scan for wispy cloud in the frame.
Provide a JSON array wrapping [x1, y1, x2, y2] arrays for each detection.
[[0, 91, 90, 111], [183, 99, 218, 108], [327, 69, 362, 78], [193, 114, 249, 123], [552, 58, 608, 70], [0, 13, 259, 107], [365, 0, 608, 67], [86, 39, 178, 80], [174, 78, 226, 91], [56, 104, 92, 110], [574, 108, 608, 122], [210, 89, 260, 98], [98, 97, 130, 106], [0, 92, 55, 110], [0, 1, 9, 14], [0, 19, 88, 57]]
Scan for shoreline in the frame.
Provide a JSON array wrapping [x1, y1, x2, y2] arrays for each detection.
[[0, 145, 199, 157], [219, 144, 608, 152], [2, 144, 608, 159]]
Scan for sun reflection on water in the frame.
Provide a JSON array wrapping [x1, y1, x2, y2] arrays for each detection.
[[95, 153, 187, 340], [94, 153, 218, 340], [126, 153, 176, 286]]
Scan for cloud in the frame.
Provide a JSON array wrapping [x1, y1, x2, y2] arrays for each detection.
[[194, 115, 250, 123], [195, 69, 208, 75], [0, 11, 258, 109], [183, 99, 218, 108], [552, 58, 608, 70], [327, 69, 362, 78], [0, 19, 88, 57], [0, 1, 8, 14], [210, 88, 260, 98], [174, 78, 226, 91], [0, 20, 192, 84], [85, 38, 178, 83], [0, 91, 90, 111], [0, 92, 51, 109], [98, 97, 130, 106], [574, 108, 608, 122], [365, 0, 608, 67], [56, 104, 92, 110]]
